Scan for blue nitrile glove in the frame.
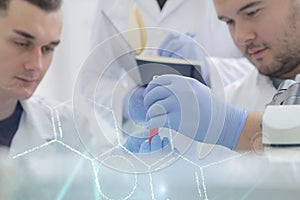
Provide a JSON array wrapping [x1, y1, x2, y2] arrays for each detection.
[[123, 136, 146, 153], [139, 135, 171, 153], [142, 74, 248, 150], [123, 134, 171, 153], [157, 33, 209, 85]]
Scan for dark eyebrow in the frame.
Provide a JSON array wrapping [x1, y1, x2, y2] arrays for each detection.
[[237, 1, 262, 14], [13, 29, 35, 39], [49, 40, 60, 46], [13, 29, 60, 46]]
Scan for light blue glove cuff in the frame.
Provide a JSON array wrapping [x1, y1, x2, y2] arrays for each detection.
[[218, 105, 248, 150], [189, 96, 248, 150], [189, 85, 248, 150]]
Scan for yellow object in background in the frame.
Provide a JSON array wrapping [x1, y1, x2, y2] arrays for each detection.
[[124, 3, 147, 55]]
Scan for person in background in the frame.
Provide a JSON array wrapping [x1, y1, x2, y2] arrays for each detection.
[[91, 0, 255, 87]]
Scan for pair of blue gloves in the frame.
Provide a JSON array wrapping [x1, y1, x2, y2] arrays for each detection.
[[123, 33, 248, 153], [124, 74, 248, 153]]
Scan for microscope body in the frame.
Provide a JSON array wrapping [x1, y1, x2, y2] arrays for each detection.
[[262, 80, 300, 147]]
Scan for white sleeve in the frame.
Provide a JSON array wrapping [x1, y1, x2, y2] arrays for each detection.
[[208, 56, 255, 87]]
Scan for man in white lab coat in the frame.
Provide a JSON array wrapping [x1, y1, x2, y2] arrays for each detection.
[[90, 0, 255, 138], [0, 0, 63, 155], [217, 0, 300, 112], [126, 0, 300, 152]]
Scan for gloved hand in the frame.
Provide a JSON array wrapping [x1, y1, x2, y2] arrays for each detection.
[[158, 33, 209, 85], [140, 74, 248, 150], [126, 87, 174, 153], [123, 134, 171, 153]]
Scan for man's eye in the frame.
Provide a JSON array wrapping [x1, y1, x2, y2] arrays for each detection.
[[226, 20, 234, 26], [15, 41, 29, 47], [246, 9, 260, 17], [42, 46, 54, 54]]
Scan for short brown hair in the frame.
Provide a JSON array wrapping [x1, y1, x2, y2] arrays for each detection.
[[0, 0, 62, 15]]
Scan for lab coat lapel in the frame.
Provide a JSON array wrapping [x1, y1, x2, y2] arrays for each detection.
[[136, 0, 187, 23], [160, 0, 187, 20], [136, 0, 162, 22], [9, 98, 56, 157]]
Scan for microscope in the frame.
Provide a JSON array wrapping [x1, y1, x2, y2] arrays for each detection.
[[262, 76, 300, 152]]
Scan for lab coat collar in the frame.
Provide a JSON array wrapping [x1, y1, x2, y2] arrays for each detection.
[[9, 97, 56, 157], [136, 0, 188, 22], [19, 97, 56, 141], [160, 0, 188, 19]]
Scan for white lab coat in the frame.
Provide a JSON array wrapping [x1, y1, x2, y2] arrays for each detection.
[[9, 97, 59, 156], [90, 0, 256, 147], [8, 97, 96, 157], [91, 0, 254, 88], [225, 69, 277, 111], [95, 0, 241, 58]]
